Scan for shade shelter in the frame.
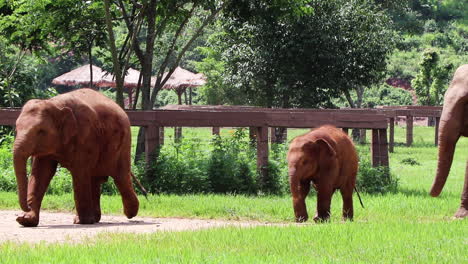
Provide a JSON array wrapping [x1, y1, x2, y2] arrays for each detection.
[[97, 68, 155, 108], [52, 64, 113, 87], [52, 65, 147, 108], [162, 67, 206, 105]]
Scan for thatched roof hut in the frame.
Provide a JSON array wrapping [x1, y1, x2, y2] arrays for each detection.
[[52, 64, 112, 87], [161, 67, 206, 104]]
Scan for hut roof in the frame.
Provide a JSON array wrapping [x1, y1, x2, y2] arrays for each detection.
[[162, 67, 206, 91], [52, 64, 112, 87]]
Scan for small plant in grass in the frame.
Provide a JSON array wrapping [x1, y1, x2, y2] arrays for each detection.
[[400, 157, 421, 166], [357, 159, 398, 194]]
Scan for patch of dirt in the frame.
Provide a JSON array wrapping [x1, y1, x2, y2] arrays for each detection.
[[0, 210, 272, 244]]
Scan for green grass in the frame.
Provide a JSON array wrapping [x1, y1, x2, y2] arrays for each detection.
[[1, 221, 466, 263], [0, 126, 467, 263]]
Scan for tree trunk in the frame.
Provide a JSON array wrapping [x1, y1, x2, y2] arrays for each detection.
[[104, 0, 124, 108], [88, 42, 94, 89]]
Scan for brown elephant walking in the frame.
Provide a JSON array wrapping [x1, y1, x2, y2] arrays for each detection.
[[14, 88, 139, 227], [287, 125, 358, 222], [430, 64, 468, 218]]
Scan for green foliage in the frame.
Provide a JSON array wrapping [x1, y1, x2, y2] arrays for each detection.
[[139, 128, 285, 195], [401, 157, 421, 166], [333, 84, 413, 108], [357, 159, 398, 194], [207, 129, 257, 194], [412, 49, 453, 106], [216, 0, 396, 108]]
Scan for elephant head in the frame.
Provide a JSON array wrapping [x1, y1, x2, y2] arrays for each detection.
[[430, 65, 468, 197], [287, 138, 336, 180], [13, 99, 77, 212]]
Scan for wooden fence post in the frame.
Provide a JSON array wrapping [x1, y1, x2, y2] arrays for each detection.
[[257, 126, 269, 189], [435, 117, 440, 146], [406, 114, 413, 147], [379, 128, 389, 167], [269, 127, 276, 143], [145, 125, 160, 164], [359, 129, 366, 144], [371, 128, 389, 167], [389, 117, 394, 153], [371, 129, 380, 167], [159, 126, 165, 145], [212, 127, 220, 136], [342, 128, 349, 135], [175, 127, 182, 143]]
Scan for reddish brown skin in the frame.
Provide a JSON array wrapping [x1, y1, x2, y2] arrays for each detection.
[[13, 88, 139, 227], [287, 125, 358, 223], [430, 64, 468, 218]]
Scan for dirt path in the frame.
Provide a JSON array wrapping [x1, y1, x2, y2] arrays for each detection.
[[0, 210, 271, 244]]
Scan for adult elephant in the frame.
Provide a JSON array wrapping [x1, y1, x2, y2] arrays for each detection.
[[14, 88, 139, 227], [430, 64, 468, 218]]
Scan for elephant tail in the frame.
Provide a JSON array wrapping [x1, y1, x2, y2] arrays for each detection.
[[131, 172, 149, 200], [354, 186, 365, 208]]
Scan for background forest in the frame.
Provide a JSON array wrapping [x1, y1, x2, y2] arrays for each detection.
[[0, 0, 466, 111]]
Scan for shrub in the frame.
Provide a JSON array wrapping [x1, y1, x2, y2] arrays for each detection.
[[139, 128, 286, 195], [141, 137, 211, 195], [401, 157, 421, 166], [357, 159, 398, 194]]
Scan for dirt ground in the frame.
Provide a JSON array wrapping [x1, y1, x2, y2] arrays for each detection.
[[0, 210, 271, 244]]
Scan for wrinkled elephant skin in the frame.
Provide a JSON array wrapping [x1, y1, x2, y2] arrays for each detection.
[[431, 64, 468, 218], [13, 88, 139, 227], [287, 125, 358, 223]]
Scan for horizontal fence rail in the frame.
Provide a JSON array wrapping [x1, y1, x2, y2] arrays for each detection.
[[0, 105, 443, 190]]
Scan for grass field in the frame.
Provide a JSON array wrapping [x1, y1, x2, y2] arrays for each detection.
[[0, 126, 467, 263]]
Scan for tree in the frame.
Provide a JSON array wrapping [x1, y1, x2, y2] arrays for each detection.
[[104, 0, 230, 159], [216, 0, 396, 109], [412, 49, 453, 106]]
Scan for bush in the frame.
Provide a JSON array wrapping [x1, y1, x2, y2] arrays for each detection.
[[139, 128, 286, 195], [357, 159, 398, 194]]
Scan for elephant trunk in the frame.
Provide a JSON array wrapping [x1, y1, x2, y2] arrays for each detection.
[[13, 138, 31, 212], [430, 119, 459, 197]]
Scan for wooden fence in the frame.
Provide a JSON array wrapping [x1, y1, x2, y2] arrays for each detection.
[[0, 107, 390, 186], [161, 105, 442, 152]]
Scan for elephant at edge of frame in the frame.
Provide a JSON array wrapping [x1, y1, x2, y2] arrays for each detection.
[[13, 88, 139, 227], [430, 64, 468, 218], [287, 125, 359, 223]]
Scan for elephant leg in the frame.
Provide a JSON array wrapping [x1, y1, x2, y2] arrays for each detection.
[[290, 178, 311, 222], [71, 172, 95, 224], [340, 187, 354, 221], [314, 184, 334, 223], [113, 172, 139, 219], [91, 176, 108, 223], [16, 157, 57, 227], [454, 161, 468, 218]]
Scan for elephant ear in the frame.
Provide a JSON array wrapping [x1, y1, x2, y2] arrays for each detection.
[[59, 107, 78, 145], [314, 139, 336, 157], [302, 139, 336, 157]]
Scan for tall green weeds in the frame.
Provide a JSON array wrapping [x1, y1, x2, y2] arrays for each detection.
[[139, 128, 286, 195]]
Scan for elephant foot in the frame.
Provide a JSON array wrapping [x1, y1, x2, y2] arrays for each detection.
[[313, 214, 330, 223], [94, 212, 101, 223], [454, 207, 468, 219], [16, 211, 39, 227], [295, 214, 308, 223], [123, 196, 139, 219], [73, 215, 96, 225]]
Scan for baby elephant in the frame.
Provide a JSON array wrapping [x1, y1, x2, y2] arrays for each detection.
[[287, 125, 358, 222]]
